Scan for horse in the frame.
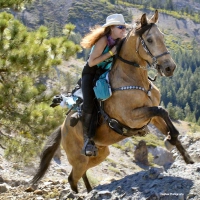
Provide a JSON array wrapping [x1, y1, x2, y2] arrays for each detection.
[[31, 10, 194, 193]]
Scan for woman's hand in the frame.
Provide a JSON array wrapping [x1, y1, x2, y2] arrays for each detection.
[[110, 45, 117, 55]]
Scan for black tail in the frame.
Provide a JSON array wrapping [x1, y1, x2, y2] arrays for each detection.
[[31, 126, 62, 185]]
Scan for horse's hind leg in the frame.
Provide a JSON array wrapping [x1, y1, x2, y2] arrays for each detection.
[[68, 163, 92, 193], [82, 172, 92, 193], [68, 164, 92, 193], [68, 169, 79, 193], [67, 146, 110, 193], [61, 116, 110, 193]]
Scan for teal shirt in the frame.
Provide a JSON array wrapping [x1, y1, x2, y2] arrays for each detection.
[[90, 45, 113, 70]]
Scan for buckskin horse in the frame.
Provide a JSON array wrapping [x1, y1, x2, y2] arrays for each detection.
[[31, 10, 194, 193]]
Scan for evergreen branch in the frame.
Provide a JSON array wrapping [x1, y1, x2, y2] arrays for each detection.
[[0, 143, 6, 149], [0, 130, 11, 138], [0, 69, 8, 73], [0, 79, 3, 84]]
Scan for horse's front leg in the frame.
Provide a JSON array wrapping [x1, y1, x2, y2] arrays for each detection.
[[151, 116, 194, 164], [131, 106, 194, 164]]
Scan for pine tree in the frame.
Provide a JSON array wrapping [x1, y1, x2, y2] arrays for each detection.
[[166, 102, 176, 120], [0, 4, 81, 163], [0, 0, 34, 11]]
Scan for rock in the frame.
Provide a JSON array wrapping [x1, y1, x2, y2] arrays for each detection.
[[97, 190, 112, 199], [59, 189, 75, 200], [134, 140, 149, 165], [0, 175, 4, 183], [0, 183, 9, 193], [25, 186, 35, 192], [42, 181, 53, 187], [148, 146, 174, 166], [33, 189, 44, 195], [148, 167, 164, 179], [188, 140, 200, 162], [9, 180, 22, 187], [146, 193, 159, 200], [35, 197, 44, 200], [59, 189, 69, 199], [66, 192, 76, 198]]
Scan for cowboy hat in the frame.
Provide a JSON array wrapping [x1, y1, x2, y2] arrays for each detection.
[[102, 13, 129, 28]]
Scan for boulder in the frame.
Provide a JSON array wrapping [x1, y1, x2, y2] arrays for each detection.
[[134, 140, 149, 165]]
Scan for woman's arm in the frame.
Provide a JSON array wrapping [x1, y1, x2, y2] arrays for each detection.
[[88, 36, 116, 67]]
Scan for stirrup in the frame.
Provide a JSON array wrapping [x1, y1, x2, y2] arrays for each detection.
[[81, 139, 98, 156]]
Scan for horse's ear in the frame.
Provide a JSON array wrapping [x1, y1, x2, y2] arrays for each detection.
[[141, 13, 148, 27], [149, 10, 159, 24]]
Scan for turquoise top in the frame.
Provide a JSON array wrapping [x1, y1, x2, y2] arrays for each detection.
[[90, 45, 113, 70]]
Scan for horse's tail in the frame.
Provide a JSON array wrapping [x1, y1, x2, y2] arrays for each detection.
[[31, 126, 61, 185]]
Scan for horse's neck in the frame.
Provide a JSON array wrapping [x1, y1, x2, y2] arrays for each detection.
[[121, 35, 147, 67], [111, 35, 149, 88]]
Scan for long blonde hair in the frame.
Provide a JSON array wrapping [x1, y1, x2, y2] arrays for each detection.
[[80, 25, 111, 49]]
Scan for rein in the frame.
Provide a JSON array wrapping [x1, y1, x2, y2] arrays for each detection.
[[115, 55, 140, 68]]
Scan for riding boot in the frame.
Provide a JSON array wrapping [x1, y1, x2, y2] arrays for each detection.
[[81, 111, 98, 156]]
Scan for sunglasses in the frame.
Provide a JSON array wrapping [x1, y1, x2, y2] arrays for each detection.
[[116, 25, 126, 30]]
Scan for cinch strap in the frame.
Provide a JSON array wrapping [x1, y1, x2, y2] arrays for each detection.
[[98, 102, 148, 137]]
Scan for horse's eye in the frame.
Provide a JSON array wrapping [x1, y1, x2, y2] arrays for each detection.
[[147, 38, 153, 43]]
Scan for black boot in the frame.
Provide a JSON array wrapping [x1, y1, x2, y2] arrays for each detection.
[[81, 112, 98, 156]]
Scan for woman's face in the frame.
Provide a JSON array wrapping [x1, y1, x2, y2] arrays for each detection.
[[110, 25, 126, 39]]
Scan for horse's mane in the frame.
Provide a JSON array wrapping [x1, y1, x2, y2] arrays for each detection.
[[116, 37, 126, 55], [115, 27, 134, 55]]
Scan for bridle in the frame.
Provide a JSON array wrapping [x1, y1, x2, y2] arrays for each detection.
[[116, 23, 170, 69], [138, 34, 170, 69]]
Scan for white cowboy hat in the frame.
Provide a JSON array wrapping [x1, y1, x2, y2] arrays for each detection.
[[102, 13, 129, 28]]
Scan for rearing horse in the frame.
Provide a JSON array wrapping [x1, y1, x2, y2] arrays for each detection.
[[31, 10, 194, 193]]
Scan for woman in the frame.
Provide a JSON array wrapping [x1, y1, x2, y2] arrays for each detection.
[[80, 13, 129, 156]]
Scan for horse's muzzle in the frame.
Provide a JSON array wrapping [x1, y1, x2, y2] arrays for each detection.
[[156, 60, 176, 77]]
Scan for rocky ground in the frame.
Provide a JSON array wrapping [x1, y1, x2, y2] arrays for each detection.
[[0, 121, 200, 200]]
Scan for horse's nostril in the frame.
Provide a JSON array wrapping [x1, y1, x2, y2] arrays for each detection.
[[166, 67, 171, 72]]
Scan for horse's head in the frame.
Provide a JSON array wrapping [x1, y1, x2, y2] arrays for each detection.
[[135, 10, 176, 77]]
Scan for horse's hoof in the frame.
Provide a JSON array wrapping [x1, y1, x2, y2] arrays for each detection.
[[164, 138, 174, 151], [189, 160, 195, 164]]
